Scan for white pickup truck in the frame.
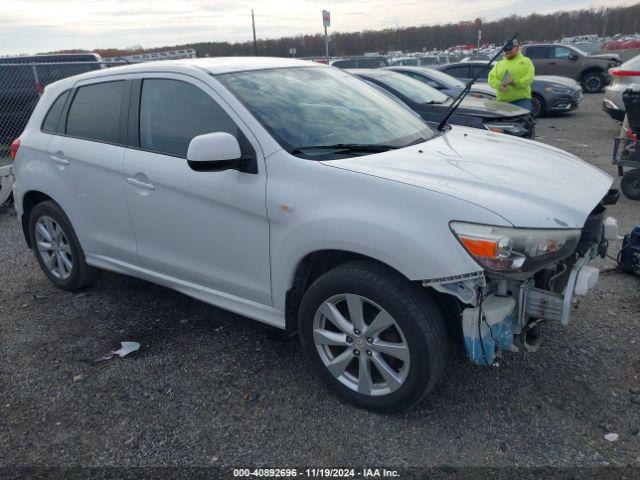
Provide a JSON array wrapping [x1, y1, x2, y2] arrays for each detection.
[[10, 57, 618, 411]]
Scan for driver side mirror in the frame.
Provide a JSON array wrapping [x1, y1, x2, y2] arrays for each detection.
[[568, 53, 578, 61], [187, 132, 245, 172]]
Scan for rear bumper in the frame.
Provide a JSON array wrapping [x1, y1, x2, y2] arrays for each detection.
[[602, 98, 626, 121]]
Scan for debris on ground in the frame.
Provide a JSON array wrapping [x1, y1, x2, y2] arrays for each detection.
[[97, 341, 141, 361], [604, 433, 619, 442]]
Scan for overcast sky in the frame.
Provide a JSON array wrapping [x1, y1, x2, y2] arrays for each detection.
[[0, 0, 631, 56]]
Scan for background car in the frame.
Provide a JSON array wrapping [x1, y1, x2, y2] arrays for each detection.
[[0, 53, 103, 146], [604, 53, 640, 121], [389, 56, 447, 67], [331, 56, 389, 69], [350, 69, 535, 138], [437, 61, 583, 118], [385, 65, 496, 99], [520, 43, 621, 93]]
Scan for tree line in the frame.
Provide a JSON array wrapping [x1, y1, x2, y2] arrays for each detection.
[[63, 3, 640, 59]]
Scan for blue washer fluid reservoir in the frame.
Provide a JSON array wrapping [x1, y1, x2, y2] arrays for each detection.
[[462, 294, 517, 366]]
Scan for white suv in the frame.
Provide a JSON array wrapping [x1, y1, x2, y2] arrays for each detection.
[[11, 58, 617, 411]]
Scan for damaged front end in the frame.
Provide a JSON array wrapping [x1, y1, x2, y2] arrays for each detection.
[[425, 197, 619, 366]]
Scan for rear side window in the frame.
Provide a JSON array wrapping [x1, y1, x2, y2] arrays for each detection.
[[41, 90, 70, 133], [471, 65, 491, 80], [66, 81, 124, 144], [525, 46, 552, 59], [139, 79, 239, 158]]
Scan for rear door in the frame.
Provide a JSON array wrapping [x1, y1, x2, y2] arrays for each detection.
[[47, 77, 137, 264], [524, 46, 553, 75], [123, 74, 271, 305]]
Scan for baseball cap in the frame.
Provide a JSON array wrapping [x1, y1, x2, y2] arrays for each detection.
[[504, 38, 519, 50]]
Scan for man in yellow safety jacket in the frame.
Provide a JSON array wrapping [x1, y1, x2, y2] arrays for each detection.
[[488, 38, 535, 112]]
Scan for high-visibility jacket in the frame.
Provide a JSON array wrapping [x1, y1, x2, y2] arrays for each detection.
[[487, 53, 535, 103]]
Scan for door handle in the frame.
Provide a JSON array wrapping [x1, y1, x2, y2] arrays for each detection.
[[50, 155, 70, 166], [127, 177, 155, 191]]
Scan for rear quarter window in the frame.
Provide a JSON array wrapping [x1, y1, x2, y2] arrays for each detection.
[[41, 90, 70, 133]]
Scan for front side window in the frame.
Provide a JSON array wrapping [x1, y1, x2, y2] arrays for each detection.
[[217, 66, 433, 156], [42, 90, 70, 133], [139, 79, 238, 157], [66, 81, 124, 143], [442, 66, 469, 79], [553, 47, 572, 60]]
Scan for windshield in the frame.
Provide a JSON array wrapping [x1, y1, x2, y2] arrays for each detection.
[[361, 71, 450, 104], [217, 66, 434, 156]]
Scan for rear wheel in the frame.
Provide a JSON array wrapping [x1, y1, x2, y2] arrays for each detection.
[[29, 201, 100, 290], [621, 169, 640, 200], [581, 71, 605, 93], [298, 261, 448, 412], [531, 94, 545, 118]]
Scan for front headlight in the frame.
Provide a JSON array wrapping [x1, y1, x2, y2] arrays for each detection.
[[450, 222, 581, 276], [544, 86, 572, 94], [483, 122, 528, 136]]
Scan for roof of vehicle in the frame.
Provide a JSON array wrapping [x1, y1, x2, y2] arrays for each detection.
[[51, 57, 324, 83], [385, 66, 439, 73]]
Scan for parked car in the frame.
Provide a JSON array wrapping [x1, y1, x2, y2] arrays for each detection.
[[351, 68, 534, 138], [603, 53, 640, 121], [0, 53, 103, 145], [520, 43, 621, 93], [385, 65, 496, 99], [12, 58, 617, 411], [331, 56, 389, 69], [437, 61, 583, 118]]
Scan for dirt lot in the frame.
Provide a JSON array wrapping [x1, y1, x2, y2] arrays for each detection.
[[1, 93, 639, 474]]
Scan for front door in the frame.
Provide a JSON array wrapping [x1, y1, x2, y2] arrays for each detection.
[[123, 75, 271, 305]]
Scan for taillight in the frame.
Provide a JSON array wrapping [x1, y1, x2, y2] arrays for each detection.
[[10, 138, 21, 161], [34, 81, 44, 95], [611, 69, 640, 76]]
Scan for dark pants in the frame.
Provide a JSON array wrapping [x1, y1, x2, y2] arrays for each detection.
[[510, 98, 532, 112]]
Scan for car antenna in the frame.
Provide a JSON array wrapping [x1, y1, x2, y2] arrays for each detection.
[[437, 33, 519, 132]]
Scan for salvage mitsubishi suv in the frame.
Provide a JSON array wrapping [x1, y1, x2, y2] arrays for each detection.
[[11, 58, 618, 412]]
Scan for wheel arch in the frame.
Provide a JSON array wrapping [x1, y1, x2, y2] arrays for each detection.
[[283, 249, 458, 335], [20, 190, 58, 248]]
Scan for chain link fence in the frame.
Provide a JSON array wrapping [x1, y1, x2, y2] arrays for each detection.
[[0, 60, 126, 163]]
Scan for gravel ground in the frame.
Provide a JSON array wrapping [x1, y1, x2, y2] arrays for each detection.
[[1, 93, 639, 474]]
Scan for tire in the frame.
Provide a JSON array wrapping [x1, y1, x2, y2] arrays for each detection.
[[298, 260, 448, 412], [531, 94, 545, 118], [581, 71, 605, 93], [28, 201, 100, 290], [621, 169, 640, 200]]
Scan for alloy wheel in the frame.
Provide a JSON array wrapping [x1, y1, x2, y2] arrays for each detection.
[[35, 215, 73, 280], [313, 294, 410, 396]]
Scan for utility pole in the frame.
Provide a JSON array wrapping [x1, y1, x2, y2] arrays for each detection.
[[322, 10, 330, 62], [602, 8, 608, 39], [251, 9, 258, 56]]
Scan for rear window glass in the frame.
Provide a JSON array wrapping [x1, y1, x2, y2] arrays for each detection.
[[66, 81, 124, 144], [441, 66, 469, 79], [41, 90, 70, 133]]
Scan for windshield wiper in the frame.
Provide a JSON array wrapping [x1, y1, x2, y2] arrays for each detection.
[[436, 33, 519, 132], [290, 143, 401, 154]]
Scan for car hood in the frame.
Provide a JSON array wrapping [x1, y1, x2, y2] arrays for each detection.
[[457, 96, 529, 118], [535, 76, 581, 88], [322, 126, 612, 229], [589, 53, 621, 62]]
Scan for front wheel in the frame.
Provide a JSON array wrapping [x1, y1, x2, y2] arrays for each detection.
[[531, 94, 545, 118], [581, 72, 605, 93], [621, 169, 640, 200], [298, 261, 448, 412]]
